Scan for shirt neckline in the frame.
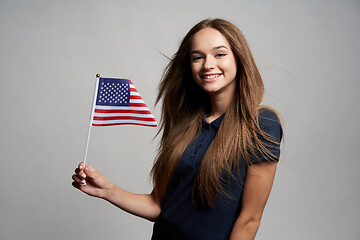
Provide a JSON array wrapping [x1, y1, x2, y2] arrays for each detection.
[[202, 113, 225, 129]]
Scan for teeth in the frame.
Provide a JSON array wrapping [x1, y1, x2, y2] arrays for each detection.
[[203, 74, 220, 79]]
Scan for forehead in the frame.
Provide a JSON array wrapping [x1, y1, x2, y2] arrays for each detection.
[[191, 27, 231, 51]]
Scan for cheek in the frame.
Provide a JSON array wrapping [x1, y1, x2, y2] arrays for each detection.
[[223, 59, 237, 77]]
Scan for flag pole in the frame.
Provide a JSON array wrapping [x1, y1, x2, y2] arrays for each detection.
[[83, 74, 101, 169]]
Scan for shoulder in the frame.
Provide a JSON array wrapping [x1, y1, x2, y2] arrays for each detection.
[[258, 107, 279, 123], [258, 107, 283, 142]]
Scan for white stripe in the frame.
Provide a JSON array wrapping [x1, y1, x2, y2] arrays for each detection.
[[129, 99, 144, 103], [130, 91, 140, 96], [95, 106, 150, 111], [94, 113, 155, 118], [92, 119, 157, 125]]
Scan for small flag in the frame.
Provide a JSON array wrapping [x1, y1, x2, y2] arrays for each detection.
[[90, 77, 157, 127]]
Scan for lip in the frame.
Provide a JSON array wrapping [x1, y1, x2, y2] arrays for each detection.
[[202, 73, 222, 83]]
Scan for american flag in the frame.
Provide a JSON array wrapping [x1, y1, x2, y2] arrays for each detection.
[[90, 77, 157, 127]]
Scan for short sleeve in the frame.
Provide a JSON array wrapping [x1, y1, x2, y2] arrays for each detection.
[[249, 108, 283, 164]]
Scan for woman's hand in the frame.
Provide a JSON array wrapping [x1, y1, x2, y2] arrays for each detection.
[[72, 162, 161, 221], [72, 162, 113, 199]]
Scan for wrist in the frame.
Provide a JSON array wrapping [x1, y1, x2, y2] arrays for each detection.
[[102, 182, 116, 200]]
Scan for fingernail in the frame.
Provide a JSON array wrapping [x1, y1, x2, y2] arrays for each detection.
[[79, 165, 83, 170], [81, 179, 86, 184], [81, 174, 86, 178]]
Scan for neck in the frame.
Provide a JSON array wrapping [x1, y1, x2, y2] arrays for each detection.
[[205, 85, 235, 123]]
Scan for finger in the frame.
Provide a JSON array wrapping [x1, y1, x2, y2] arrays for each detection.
[[74, 166, 87, 179], [78, 162, 84, 170], [72, 181, 79, 189], [74, 163, 85, 174], [72, 174, 87, 185], [79, 170, 87, 179], [84, 164, 96, 177], [72, 180, 87, 190], [74, 169, 86, 179], [76, 163, 86, 174]]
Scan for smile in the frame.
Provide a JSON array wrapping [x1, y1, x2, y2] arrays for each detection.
[[202, 74, 222, 82]]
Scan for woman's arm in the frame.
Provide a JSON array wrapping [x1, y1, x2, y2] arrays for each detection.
[[72, 162, 161, 222], [229, 161, 277, 240]]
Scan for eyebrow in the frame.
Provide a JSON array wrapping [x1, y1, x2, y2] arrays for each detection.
[[212, 45, 228, 51], [190, 45, 228, 54]]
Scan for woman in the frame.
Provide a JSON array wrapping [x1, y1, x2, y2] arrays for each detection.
[[72, 18, 283, 240]]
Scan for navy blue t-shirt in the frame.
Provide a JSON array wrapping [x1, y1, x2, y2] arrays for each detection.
[[152, 109, 282, 240]]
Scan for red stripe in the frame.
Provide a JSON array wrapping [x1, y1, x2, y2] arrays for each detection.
[[130, 95, 142, 100], [92, 122, 157, 127], [130, 87, 137, 92], [95, 103, 147, 108], [93, 116, 157, 122], [129, 103, 147, 107], [94, 109, 152, 114]]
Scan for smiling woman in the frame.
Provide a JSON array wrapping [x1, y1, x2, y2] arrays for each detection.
[[190, 28, 237, 98], [72, 18, 283, 240]]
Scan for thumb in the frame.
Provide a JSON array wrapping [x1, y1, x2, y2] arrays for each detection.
[[83, 164, 97, 178]]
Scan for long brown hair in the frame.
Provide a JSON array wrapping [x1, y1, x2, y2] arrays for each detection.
[[151, 19, 281, 207]]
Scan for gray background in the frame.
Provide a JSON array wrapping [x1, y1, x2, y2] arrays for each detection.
[[1, 0, 359, 239]]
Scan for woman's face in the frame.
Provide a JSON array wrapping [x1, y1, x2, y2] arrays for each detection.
[[190, 27, 237, 96]]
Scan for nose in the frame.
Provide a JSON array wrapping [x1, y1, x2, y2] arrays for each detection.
[[203, 56, 215, 70]]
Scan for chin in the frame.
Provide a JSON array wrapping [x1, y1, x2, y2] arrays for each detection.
[[201, 86, 222, 94], [201, 82, 223, 92]]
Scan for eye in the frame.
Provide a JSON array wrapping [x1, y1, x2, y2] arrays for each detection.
[[216, 53, 227, 57], [191, 55, 203, 62]]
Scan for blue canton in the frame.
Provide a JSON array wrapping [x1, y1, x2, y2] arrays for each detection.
[[96, 78, 130, 106]]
